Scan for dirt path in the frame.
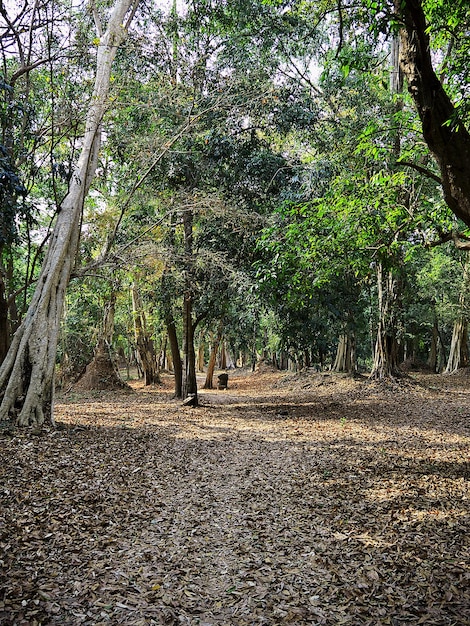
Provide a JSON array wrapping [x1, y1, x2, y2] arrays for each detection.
[[0, 369, 469, 625]]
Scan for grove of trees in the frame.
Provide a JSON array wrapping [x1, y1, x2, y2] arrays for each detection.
[[1, 0, 469, 426]]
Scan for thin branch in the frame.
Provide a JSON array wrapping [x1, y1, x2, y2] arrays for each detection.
[[334, 0, 344, 59], [0, 4, 25, 67], [26, 0, 39, 67], [124, 0, 140, 30], [90, 0, 103, 37], [9, 57, 54, 85], [86, 91, 237, 271], [396, 159, 442, 184]]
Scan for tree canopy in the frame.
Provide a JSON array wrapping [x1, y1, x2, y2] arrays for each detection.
[[0, 0, 469, 423]]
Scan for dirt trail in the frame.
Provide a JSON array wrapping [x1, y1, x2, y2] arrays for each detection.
[[0, 369, 469, 625]]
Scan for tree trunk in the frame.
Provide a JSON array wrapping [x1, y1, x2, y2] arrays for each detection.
[[0, 275, 9, 364], [396, 0, 470, 226], [369, 262, 401, 380], [332, 333, 356, 373], [445, 257, 470, 373], [203, 323, 223, 389], [0, 0, 138, 426], [182, 291, 198, 402], [165, 314, 182, 398], [427, 319, 438, 373], [445, 320, 469, 374], [181, 209, 198, 404], [159, 334, 168, 370], [197, 333, 205, 373], [219, 340, 227, 370], [167, 349, 174, 372], [131, 283, 160, 385], [427, 316, 446, 373]]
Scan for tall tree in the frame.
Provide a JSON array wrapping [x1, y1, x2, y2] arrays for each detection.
[[0, 0, 139, 427], [395, 0, 470, 226]]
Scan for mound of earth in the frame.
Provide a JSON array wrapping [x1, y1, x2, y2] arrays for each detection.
[[73, 340, 132, 392]]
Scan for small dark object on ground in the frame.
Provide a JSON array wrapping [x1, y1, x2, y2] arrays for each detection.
[[183, 394, 197, 406], [218, 373, 228, 390]]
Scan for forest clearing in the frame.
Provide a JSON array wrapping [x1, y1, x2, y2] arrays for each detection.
[[1, 368, 468, 626], [1, 2, 470, 623]]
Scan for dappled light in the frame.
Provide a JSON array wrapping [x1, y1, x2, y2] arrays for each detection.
[[1, 370, 468, 624]]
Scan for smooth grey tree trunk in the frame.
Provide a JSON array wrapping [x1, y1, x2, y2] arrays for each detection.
[[445, 258, 470, 374], [0, 0, 139, 427]]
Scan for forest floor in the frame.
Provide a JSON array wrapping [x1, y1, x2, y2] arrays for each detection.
[[0, 367, 469, 626]]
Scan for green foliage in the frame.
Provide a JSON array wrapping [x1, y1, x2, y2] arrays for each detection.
[[2, 0, 468, 376], [0, 145, 27, 246]]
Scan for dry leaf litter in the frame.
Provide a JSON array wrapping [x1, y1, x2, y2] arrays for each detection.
[[0, 368, 469, 625]]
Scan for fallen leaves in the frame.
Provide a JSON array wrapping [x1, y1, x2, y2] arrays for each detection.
[[0, 369, 469, 625]]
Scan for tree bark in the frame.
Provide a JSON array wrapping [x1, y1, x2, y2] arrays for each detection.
[[165, 314, 182, 398], [203, 322, 223, 389], [445, 319, 469, 374], [445, 257, 470, 373], [197, 333, 205, 373], [332, 333, 356, 373], [396, 0, 470, 226], [0, 0, 138, 426], [131, 283, 160, 385], [369, 262, 402, 380], [427, 315, 446, 373], [182, 291, 198, 401], [427, 318, 438, 373], [219, 339, 227, 370], [0, 275, 9, 364], [181, 209, 198, 404]]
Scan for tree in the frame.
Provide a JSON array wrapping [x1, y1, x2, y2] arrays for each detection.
[[203, 320, 223, 389], [395, 0, 470, 226], [131, 282, 160, 385], [0, 0, 139, 427], [0, 145, 26, 362], [445, 255, 470, 373]]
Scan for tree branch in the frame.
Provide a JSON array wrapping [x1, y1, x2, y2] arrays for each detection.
[[396, 159, 442, 184], [334, 0, 344, 59], [427, 229, 470, 249]]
